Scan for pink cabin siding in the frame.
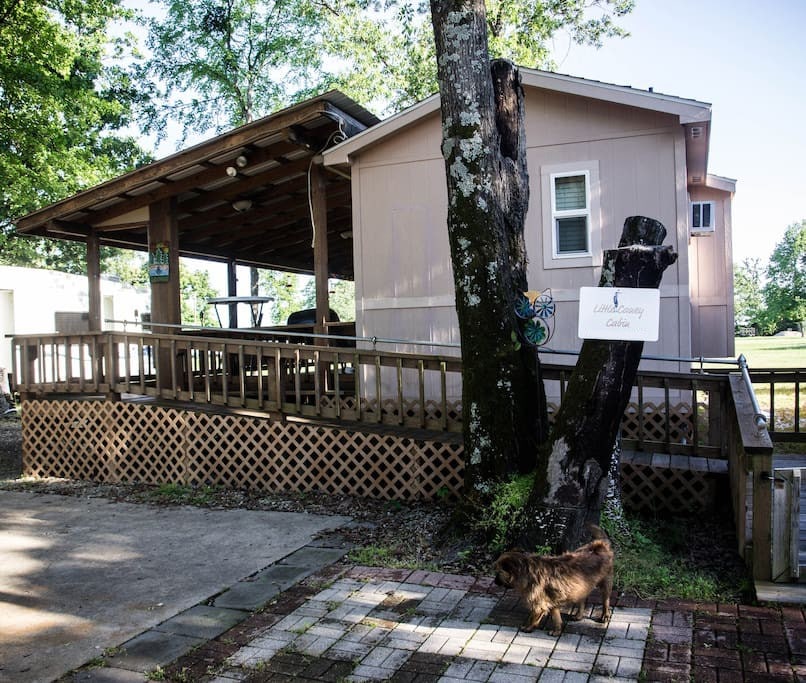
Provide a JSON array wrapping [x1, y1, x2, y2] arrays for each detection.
[[326, 70, 733, 378], [688, 177, 736, 358]]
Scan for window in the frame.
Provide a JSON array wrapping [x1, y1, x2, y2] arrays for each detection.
[[552, 172, 591, 256], [539, 160, 601, 270], [691, 201, 715, 233]]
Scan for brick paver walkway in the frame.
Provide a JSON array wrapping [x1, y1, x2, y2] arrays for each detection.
[[156, 565, 648, 682]]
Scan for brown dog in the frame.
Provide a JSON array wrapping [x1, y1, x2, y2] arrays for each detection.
[[493, 526, 614, 635]]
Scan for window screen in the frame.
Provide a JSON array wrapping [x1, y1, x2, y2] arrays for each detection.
[[553, 174, 590, 255], [554, 175, 586, 211]]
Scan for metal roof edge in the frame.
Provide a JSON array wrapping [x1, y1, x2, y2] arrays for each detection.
[[518, 68, 712, 124], [706, 174, 737, 193], [323, 68, 713, 166], [323, 94, 441, 167]]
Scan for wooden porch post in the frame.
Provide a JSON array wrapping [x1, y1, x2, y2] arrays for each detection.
[[148, 198, 181, 391], [310, 163, 329, 339], [86, 230, 102, 331], [227, 258, 238, 328]]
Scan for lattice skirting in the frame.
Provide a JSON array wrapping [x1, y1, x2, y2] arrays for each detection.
[[20, 399, 464, 500], [21, 399, 726, 509], [620, 461, 723, 514]]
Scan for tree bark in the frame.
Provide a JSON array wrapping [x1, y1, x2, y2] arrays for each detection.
[[517, 216, 677, 552], [429, 1, 548, 496]]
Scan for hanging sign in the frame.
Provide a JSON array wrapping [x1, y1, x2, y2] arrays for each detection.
[[149, 242, 170, 282], [577, 287, 660, 342]]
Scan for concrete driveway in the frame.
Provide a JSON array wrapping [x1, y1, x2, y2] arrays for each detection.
[[0, 491, 349, 683]]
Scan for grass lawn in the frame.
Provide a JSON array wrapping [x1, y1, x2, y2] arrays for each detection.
[[735, 334, 806, 368], [732, 335, 806, 437]]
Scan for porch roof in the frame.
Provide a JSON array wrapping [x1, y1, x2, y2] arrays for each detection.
[[14, 92, 379, 280]]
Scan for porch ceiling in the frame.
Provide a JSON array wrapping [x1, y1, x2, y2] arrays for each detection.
[[14, 92, 379, 280]]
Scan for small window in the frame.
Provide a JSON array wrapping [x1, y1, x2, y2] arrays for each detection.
[[691, 201, 715, 233], [552, 172, 591, 256]]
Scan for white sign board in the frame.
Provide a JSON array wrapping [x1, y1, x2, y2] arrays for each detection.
[[577, 287, 660, 342]]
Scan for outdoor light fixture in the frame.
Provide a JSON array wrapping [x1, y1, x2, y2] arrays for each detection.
[[225, 166, 238, 177], [232, 199, 253, 212], [235, 155, 248, 168]]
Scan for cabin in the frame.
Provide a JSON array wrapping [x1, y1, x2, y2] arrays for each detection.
[[10, 70, 750, 516], [323, 68, 735, 366]]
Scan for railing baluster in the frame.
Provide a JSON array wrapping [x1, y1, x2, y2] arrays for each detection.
[[314, 350, 322, 416], [333, 351, 341, 418], [238, 344, 246, 407], [396, 359, 404, 426], [440, 361, 448, 431], [418, 360, 426, 429], [294, 348, 302, 413], [375, 355, 382, 423], [691, 380, 700, 455], [257, 346, 264, 410], [796, 370, 801, 434]]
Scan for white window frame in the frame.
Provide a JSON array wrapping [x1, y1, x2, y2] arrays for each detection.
[[550, 170, 591, 258], [690, 200, 715, 234], [540, 161, 601, 270]]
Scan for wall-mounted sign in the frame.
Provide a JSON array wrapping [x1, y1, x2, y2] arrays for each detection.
[[577, 287, 660, 342], [149, 242, 170, 282]]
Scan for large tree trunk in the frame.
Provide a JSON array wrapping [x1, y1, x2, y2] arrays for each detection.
[[517, 216, 677, 552], [429, 1, 548, 495]]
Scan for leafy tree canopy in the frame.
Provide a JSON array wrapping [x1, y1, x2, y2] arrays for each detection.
[[323, 0, 634, 114], [733, 257, 765, 330], [0, 0, 151, 271], [138, 0, 329, 140], [761, 220, 806, 333]]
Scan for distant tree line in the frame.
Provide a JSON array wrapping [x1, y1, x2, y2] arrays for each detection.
[[734, 220, 806, 336]]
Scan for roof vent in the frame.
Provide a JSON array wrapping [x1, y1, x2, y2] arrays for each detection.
[[691, 175, 703, 184], [690, 126, 703, 139]]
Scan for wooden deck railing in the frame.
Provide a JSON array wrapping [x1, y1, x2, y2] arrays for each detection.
[[11, 330, 464, 433], [12, 329, 735, 455], [746, 368, 806, 442]]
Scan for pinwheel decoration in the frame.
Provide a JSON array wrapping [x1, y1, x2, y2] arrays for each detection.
[[514, 288, 556, 347]]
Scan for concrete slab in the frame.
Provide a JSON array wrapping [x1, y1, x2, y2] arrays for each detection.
[[0, 491, 349, 683]]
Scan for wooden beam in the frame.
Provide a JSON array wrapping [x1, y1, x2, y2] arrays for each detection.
[[17, 102, 331, 231], [85, 140, 304, 226], [311, 164, 329, 336], [86, 230, 101, 331], [148, 198, 181, 331]]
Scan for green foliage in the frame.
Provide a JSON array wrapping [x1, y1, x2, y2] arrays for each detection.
[[473, 472, 535, 553], [180, 265, 218, 326], [331, 0, 628, 114], [761, 220, 806, 333], [139, 0, 328, 140], [323, 0, 633, 114], [733, 257, 765, 331], [601, 514, 748, 602], [139, 483, 220, 506], [0, 0, 150, 268], [258, 270, 308, 324]]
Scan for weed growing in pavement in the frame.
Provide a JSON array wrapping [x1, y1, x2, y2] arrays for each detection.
[[139, 483, 220, 506]]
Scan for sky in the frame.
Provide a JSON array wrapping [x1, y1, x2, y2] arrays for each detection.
[[550, 0, 806, 266]]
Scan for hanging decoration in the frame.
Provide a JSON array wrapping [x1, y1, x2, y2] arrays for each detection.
[[149, 242, 170, 282], [515, 288, 556, 347]]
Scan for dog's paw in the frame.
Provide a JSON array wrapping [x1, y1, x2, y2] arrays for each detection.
[[548, 628, 562, 637], [599, 609, 612, 622], [521, 624, 535, 633]]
